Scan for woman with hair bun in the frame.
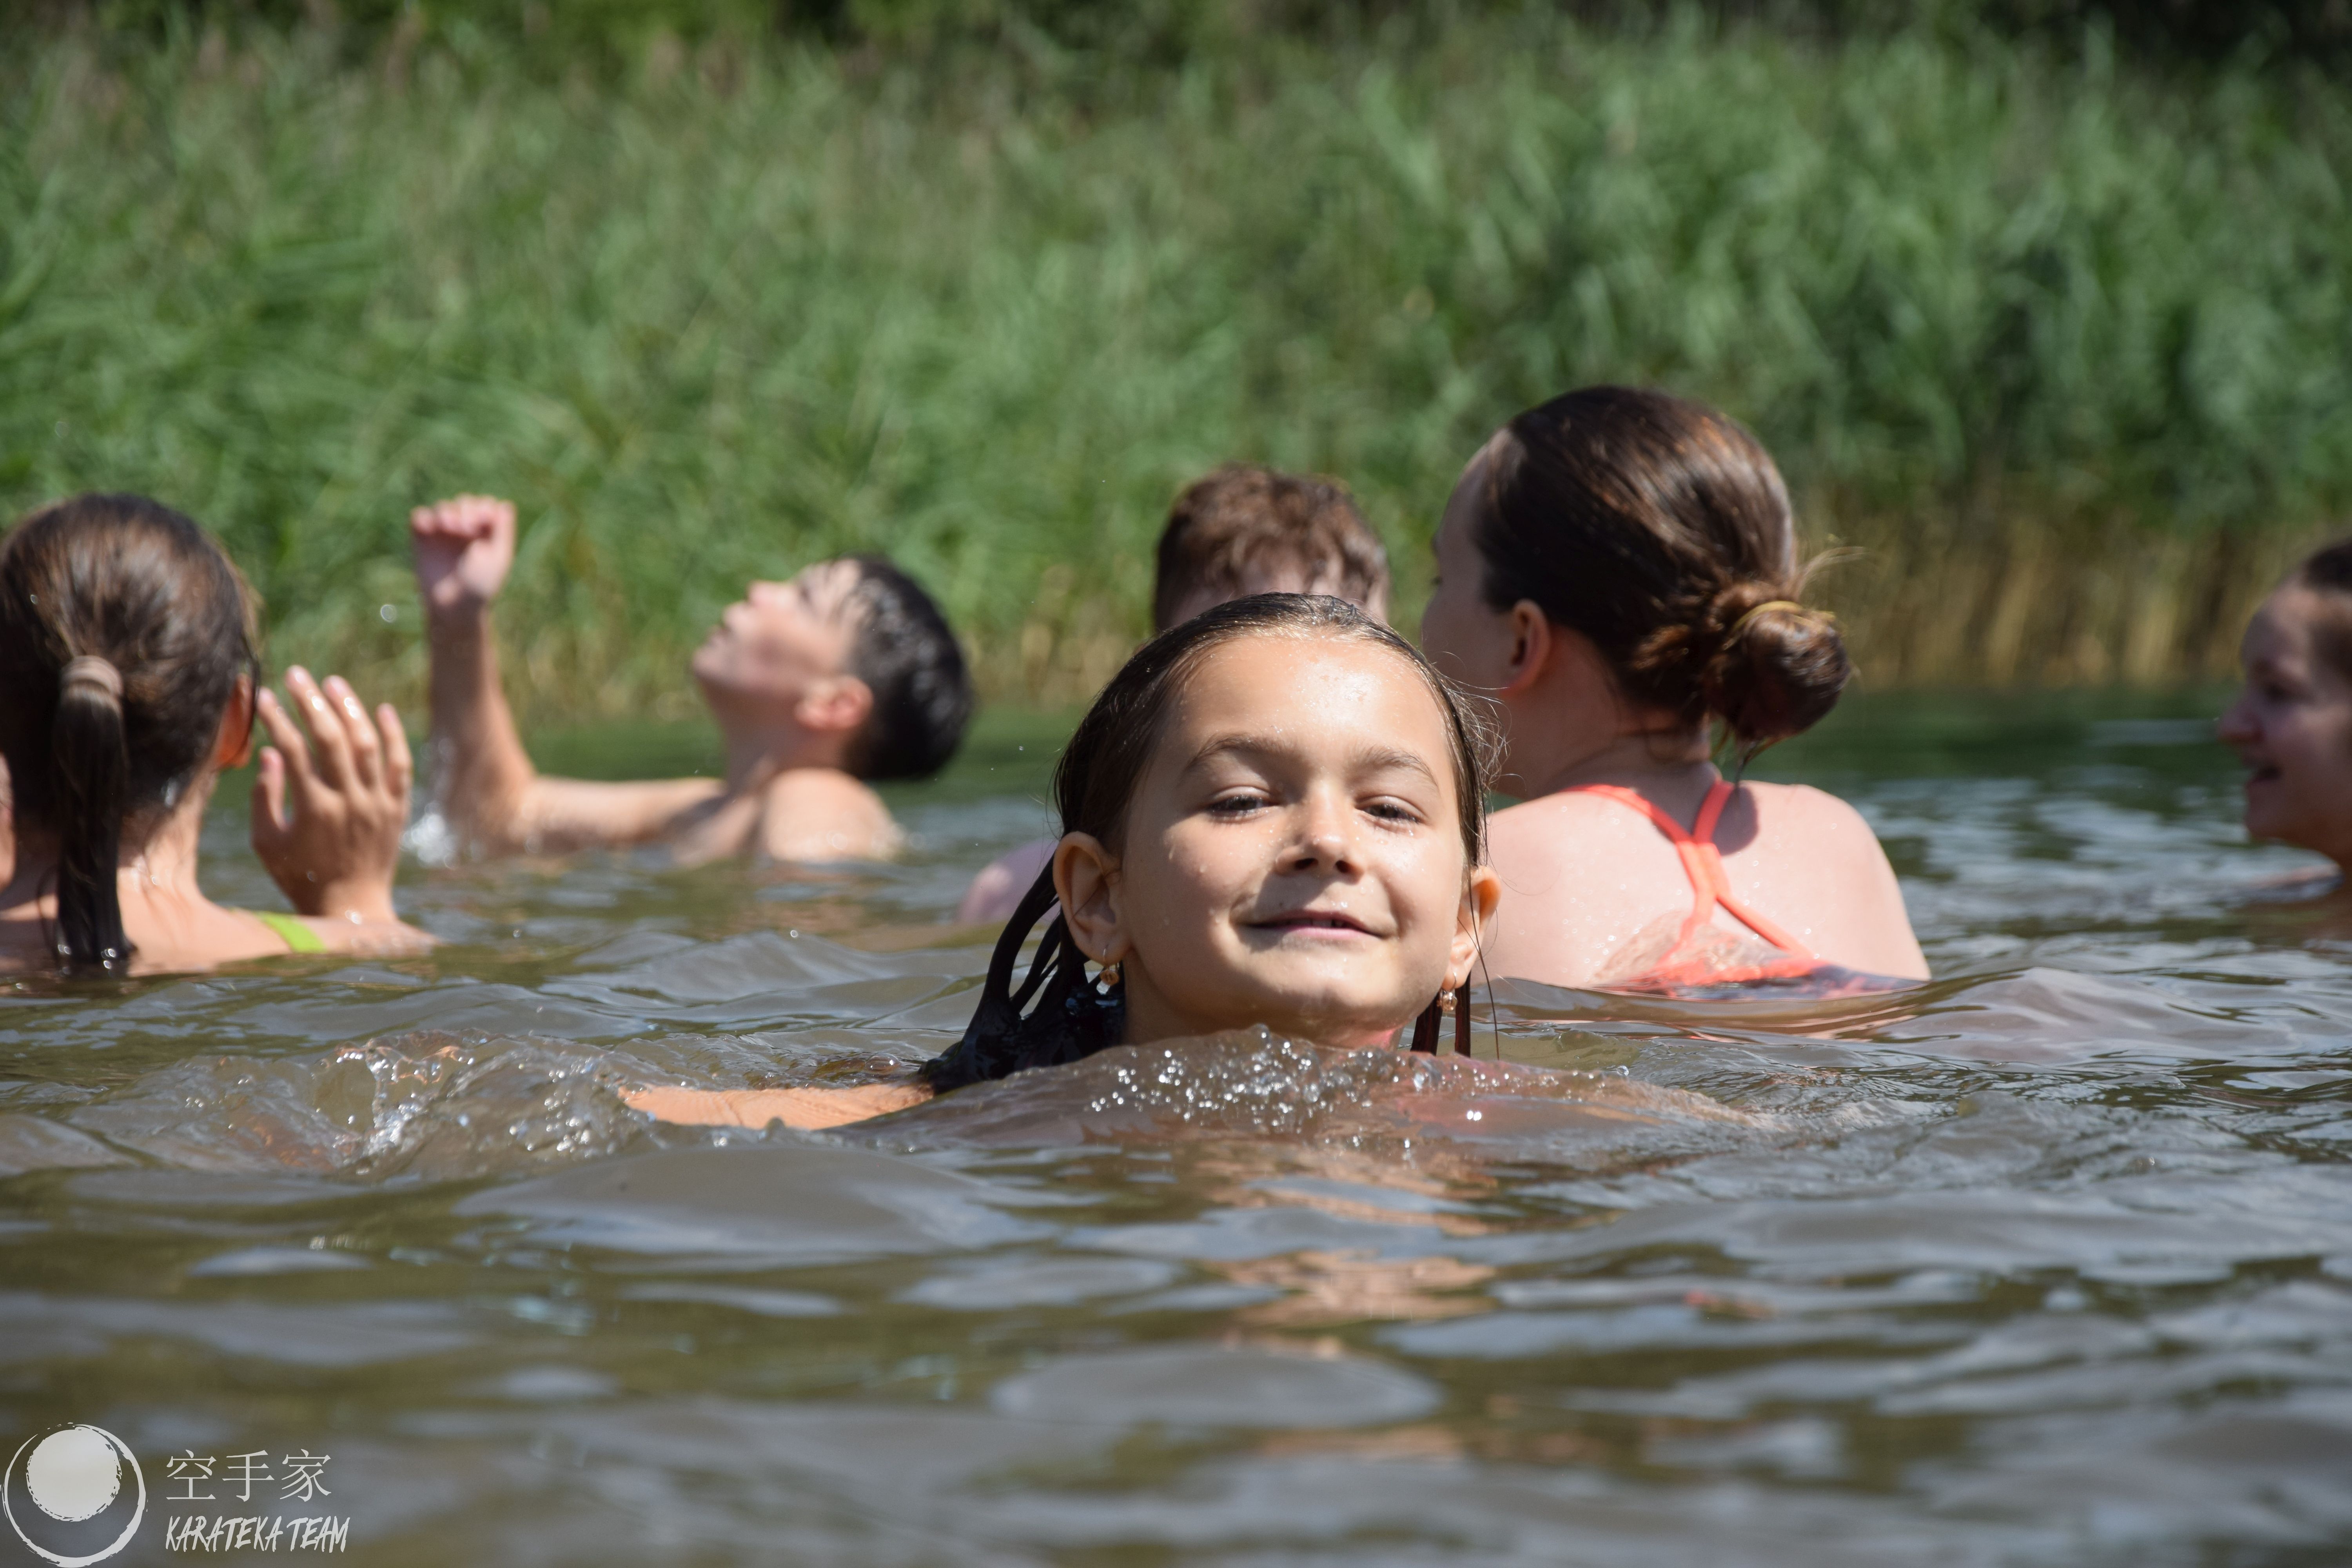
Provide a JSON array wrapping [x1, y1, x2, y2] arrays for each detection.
[[0, 493, 429, 973], [1419, 387, 1927, 991]]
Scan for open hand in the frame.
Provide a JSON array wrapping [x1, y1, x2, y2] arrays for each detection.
[[250, 668, 414, 924], [411, 494, 516, 619]]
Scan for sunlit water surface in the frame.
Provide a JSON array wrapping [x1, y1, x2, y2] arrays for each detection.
[[5, 693, 2350, 1566]]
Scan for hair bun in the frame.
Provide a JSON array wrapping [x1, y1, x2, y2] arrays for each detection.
[[1697, 584, 1850, 748]]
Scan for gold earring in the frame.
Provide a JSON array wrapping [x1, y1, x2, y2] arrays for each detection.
[[1097, 960, 1122, 991], [1438, 987, 1457, 1015]]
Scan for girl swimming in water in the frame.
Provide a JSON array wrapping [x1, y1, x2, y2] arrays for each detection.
[[1417, 386, 1927, 992], [2219, 537, 2352, 889], [628, 593, 1503, 1129], [0, 494, 430, 973]]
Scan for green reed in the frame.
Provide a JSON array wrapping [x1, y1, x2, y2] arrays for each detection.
[[2, 15, 2347, 717]]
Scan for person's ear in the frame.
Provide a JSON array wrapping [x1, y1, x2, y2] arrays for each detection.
[[1054, 832, 1130, 967], [793, 674, 874, 737], [1448, 865, 1503, 989], [1500, 601, 1552, 697], [214, 673, 256, 771]]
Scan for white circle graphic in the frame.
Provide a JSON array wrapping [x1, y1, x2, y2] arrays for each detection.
[[25, 1428, 120, 1522], [4, 1425, 145, 1567]]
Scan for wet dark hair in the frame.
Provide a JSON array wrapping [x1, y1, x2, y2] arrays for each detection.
[[0, 494, 261, 971], [839, 555, 974, 782], [1153, 465, 1390, 632], [1465, 386, 1849, 749], [2289, 537, 2352, 681], [924, 593, 1490, 1092]]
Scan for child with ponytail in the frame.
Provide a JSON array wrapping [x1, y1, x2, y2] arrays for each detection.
[[628, 593, 1503, 1131], [1418, 387, 1927, 991], [0, 494, 429, 973]]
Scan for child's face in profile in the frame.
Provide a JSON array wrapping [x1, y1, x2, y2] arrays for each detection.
[[2220, 584, 2352, 864], [1056, 634, 1499, 1048], [690, 560, 863, 710]]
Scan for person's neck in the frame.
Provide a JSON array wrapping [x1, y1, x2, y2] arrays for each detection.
[[4, 789, 214, 911], [1507, 724, 1716, 802], [717, 725, 849, 796], [1116, 968, 1401, 1052]]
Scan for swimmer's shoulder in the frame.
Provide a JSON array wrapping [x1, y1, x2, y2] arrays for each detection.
[[1489, 788, 1677, 843], [957, 836, 1058, 925], [757, 768, 903, 862], [1737, 781, 1889, 864]]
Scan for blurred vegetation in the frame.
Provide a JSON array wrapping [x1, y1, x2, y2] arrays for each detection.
[[2, 3, 2348, 720]]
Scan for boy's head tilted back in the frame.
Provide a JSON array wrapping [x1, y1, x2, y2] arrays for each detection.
[[927, 593, 1499, 1091], [0, 494, 261, 969], [691, 554, 973, 782], [2220, 536, 2352, 869], [1154, 466, 1391, 631]]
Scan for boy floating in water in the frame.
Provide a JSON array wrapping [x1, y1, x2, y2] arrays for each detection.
[[956, 464, 1391, 922], [410, 494, 971, 863]]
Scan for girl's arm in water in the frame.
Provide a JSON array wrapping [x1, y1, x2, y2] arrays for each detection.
[[624, 1083, 933, 1131]]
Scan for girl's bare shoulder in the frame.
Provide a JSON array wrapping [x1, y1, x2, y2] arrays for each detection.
[[1742, 780, 1886, 853]]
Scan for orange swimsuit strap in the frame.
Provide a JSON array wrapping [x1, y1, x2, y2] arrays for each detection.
[[1563, 780, 1817, 973]]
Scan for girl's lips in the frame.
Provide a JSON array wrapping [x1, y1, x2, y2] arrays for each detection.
[[1251, 911, 1377, 936]]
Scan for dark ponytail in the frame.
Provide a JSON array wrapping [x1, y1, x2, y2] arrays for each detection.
[[0, 495, 261, 973], [923, 593, 1491, 1090], [1468, 386, 1850, 750], [51, 658, 132, 969], [921, 863, 1122, 1092]]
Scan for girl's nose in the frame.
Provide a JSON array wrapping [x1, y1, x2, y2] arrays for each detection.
[[1289, 792, 1358, 871]]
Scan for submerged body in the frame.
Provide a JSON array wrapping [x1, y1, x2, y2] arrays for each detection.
[[1416, 390, 1927, 991], [636, 597, 1499, 1130]]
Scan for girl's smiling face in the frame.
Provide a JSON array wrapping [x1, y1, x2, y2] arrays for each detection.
[[1054, 633, 1499, 1049], [2219, 584, 2352, 867]]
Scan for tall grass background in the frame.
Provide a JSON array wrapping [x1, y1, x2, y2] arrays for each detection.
[[3, 10, 2348, 719]]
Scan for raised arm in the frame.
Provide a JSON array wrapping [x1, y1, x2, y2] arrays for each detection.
[[412, 495, 715, 854], [249, 666, 432, 953]]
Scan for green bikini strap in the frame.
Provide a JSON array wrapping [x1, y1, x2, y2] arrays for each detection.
[[248, 909, 327, 954]]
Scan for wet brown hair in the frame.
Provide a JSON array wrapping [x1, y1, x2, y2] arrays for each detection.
[[0, 494, 261, 971], [1465, 386, 1849, 748], [1153, 466, 1391, 632], [2288, 537, 2352, 681], [838, 554, 974, 781], [925, 593, 1490, 1091]]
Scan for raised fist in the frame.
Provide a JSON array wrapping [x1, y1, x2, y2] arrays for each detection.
[[411, 494, 516, 618]]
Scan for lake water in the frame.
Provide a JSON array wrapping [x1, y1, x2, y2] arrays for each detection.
[[5, 690, 2350, 1566]]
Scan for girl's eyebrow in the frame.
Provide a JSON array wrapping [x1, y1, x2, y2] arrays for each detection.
[[1185, 733, 1441, 787]]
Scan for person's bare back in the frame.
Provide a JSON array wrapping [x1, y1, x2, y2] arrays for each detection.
[[1479, 777, 1921, 989]]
